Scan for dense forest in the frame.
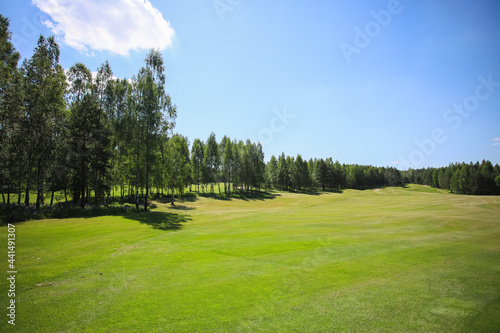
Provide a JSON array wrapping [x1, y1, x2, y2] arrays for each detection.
[[1, 15, 500, 217], [403, 161, 500, 195]]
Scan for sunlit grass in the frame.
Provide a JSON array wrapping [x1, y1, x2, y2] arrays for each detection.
[[1, 184, 499, 332]]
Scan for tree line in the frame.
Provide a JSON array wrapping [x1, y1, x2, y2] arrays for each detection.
[[0, 16, 269, 209], [0, 16, 180, 210], [1, 15, 499, 215], [402, 161, 500, 195], [265, 154, 402, 191]]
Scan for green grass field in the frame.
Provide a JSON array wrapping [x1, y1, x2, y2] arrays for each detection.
[[2, 185, 500, 332]]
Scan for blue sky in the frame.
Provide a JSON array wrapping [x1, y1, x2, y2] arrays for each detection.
[[1, 0, 500, 169]]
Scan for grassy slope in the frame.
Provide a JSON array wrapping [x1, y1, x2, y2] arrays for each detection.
[[1, 185, 500, 332]]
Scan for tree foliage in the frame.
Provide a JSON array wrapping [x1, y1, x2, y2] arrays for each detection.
[[404, 161, 500, 195], [22, 35, 67, 209]]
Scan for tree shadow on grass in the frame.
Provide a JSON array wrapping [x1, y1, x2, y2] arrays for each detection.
[[287, 189, 343, 195], [199, 191, 279, 202], [349, 184, 407, 191], [124, 211, 191, 231], [168, 205, 196, 211], [154, 195, 198, 204], [199, 193, 232, 201]]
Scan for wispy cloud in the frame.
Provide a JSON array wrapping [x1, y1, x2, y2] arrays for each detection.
[[33, 0, 175, 56], [391, 161, 400, 165], [493, 138, 500, 146]]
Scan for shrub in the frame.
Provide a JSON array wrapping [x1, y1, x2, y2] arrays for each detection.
[[0, 202, 142, 223]]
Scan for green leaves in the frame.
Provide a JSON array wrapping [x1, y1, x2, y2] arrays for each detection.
[[22, 34, 67, 208], [166, 134, 191, 197]]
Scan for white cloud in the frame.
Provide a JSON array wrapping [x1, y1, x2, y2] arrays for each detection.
[[493, 138, 500, 146], [493, 138, 500, 142], [391, 161, 400, 165], [33, 0, 175, 56]]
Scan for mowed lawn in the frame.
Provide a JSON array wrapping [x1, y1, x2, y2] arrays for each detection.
[[2, 185, 500, 332]]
